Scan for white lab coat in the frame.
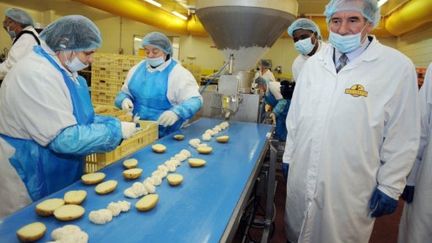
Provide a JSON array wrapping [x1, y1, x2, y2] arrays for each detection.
[[121, 58, 202, 105], [0, 26, 39, 80], [0, 43, 77, 219], [398, 63, 432, 243], [283, 37, 420, 243], [253, 69, 276, 83], [291, 41, 328, 82]]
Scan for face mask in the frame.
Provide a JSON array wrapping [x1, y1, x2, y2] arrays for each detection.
[[329, 24, 368, 54], [65, 56, 88, 72], [6, 26, 16, 39], [294, 37, 315, 56], [147, 56, 165, 67]]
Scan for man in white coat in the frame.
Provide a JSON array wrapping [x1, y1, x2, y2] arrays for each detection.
[[283, 0, 420, 242], [398, 62, 432, 243], [287, 18, 327, 82], [1, 8, 40, 80]]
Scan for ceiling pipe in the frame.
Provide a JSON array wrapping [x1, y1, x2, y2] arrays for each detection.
[[385, 0, 432, 36]]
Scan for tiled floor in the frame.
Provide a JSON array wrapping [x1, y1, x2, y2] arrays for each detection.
[[235, 171, 404, 243]]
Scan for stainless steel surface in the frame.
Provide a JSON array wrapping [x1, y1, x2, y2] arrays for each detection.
[[235, 70, 254, 93]]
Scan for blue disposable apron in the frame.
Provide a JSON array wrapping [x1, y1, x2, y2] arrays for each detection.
[[264, 92, 289, 141], [128, 60, 182, 137], [0, 46, 94, 201]]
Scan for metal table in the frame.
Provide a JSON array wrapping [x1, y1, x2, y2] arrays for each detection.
[[0, 118, 272, 243]]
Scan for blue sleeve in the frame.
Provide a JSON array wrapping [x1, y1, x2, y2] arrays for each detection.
[[273, 99, 288, 116], [48, 116, 122, 156], [114, 91, 132, 109], [171, 96, 202, 119]]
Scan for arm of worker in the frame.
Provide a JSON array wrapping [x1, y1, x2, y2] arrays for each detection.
[[273, 99, 288, 116], [402, 63, 432, 203], [375, 65, 420, 204], [114, 62, 142, 109], [48, 117, 123, 155], [0, 34, 38, 80]]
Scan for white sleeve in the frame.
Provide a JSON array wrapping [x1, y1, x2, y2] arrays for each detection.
[[167, 64, 202, 105], [268, 81, 283, 100], [0, 34, 38, 80]]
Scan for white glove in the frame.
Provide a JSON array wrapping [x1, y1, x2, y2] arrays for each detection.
[[121, 122, 138, 139], [157, 111, 179, 127], [121, 98, 134, 111]]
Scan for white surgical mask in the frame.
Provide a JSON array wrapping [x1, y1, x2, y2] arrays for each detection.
[[65, 56, 88, 72], [329, 24, 368, 54], [147, 56, 165, 67], [294, 37, 315, 56], [6, 26, 16, 39]]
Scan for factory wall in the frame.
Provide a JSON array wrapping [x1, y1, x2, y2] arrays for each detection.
[[397, 23, 432, 67]]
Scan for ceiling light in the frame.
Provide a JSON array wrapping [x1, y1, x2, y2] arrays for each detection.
[[145, 0, 162, 8], [377, 0, 388, 7], [172, 11, 188, 20]]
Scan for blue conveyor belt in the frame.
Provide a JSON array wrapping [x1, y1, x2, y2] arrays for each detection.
[[0, 118, 272, 243]]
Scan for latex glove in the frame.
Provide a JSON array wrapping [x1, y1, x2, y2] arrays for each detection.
[[121, 122, 138, 139], [369, 188, 398, 217], [157, 111, 179, 127], [121, 98, 134, 111], [282, 163, 289, 181], [401, 185, 415, 204]]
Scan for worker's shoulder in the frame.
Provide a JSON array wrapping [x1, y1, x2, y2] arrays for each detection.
[[12, 51, 61, 81]]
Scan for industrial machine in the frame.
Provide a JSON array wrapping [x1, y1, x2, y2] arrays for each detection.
[[196, 0, 297, 122]]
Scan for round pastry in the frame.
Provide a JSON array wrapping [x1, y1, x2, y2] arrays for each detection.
[[197, 146, 213, 154], [53, 204, 85, 221], [173, 134, 184, 141], [123, 168, 143, 180], [64, 190, 87, 205], [135, 194, 159, 212], [81, 172, 106, 185], [152, 144, 166, 153], [188, 158, 206, 168], [95, 180, 118, 195], [16, 222, 46, 242], [123, 158, 138, 169], [167, 173, 183, 186], [35, 198, 65, 216], [216, 135, 229, 143]]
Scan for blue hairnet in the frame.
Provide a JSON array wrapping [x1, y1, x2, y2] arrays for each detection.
[[5, 8, 34, 26], [39, 15, 102, 52], [141, 32, 173, 56], [324, 0, 381, 27], [287, 18, 322, 39]]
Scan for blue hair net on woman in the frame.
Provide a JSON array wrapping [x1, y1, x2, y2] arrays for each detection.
[[141, 32, 173, 56], [5, 8, 34, 26], [39, 15, 102, 52], [324, 0, 381, 27], [287, 18, 322, 39]]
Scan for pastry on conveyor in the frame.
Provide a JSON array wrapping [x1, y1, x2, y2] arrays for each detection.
[[16, 222, 46, 242], [152, 144, 166, 153], [54, 204, 85, 221], [135, 194, 159, 211], [123, 168, 143, 180], [123, 158, 138, 169], [64, 190, 87, 205], [89, 209, 112, 225], [81, 172, 106, 185], [167, 173, 183, 186], [188, 158, 206, 167], [173, 134, 184, 141], [35, 198, 65, 216], [197, 145, 213, 154], [216, 135, 229, 143], [51, 225, 88, 243], [95, 180, 118, 195]]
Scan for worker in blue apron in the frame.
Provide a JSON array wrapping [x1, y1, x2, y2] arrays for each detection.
[[115, 32, 202, 138], [0, 15, 138, 219]]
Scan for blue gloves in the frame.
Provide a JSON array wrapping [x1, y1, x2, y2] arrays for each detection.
[[401, 185, 415, 204], [282, 163, 289, 181], [369, 188, 398, 217]]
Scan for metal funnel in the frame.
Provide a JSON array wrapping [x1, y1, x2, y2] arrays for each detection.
[[196, 0, 298, 71]]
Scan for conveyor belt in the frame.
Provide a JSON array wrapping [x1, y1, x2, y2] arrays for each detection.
[[0, 118, 272, 243]]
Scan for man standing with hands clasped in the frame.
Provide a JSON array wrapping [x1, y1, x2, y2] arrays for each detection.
[[283, 0, 420, 242]]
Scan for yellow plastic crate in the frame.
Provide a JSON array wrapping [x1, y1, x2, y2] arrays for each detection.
[[85, 120, 158, 173]]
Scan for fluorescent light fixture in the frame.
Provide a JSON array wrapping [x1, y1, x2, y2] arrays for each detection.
[[145, 0, 162, 8], [377, 0, 388, 7], [172, 11, 188, 20]]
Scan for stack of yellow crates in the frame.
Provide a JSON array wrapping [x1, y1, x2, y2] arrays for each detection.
[[91, 53, 143, 105]]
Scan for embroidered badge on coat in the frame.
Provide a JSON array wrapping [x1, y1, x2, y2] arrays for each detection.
[[345, 84, 368, 97]]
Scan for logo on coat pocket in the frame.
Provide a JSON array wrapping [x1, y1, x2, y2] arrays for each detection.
[[345, 84, 368, 97]]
